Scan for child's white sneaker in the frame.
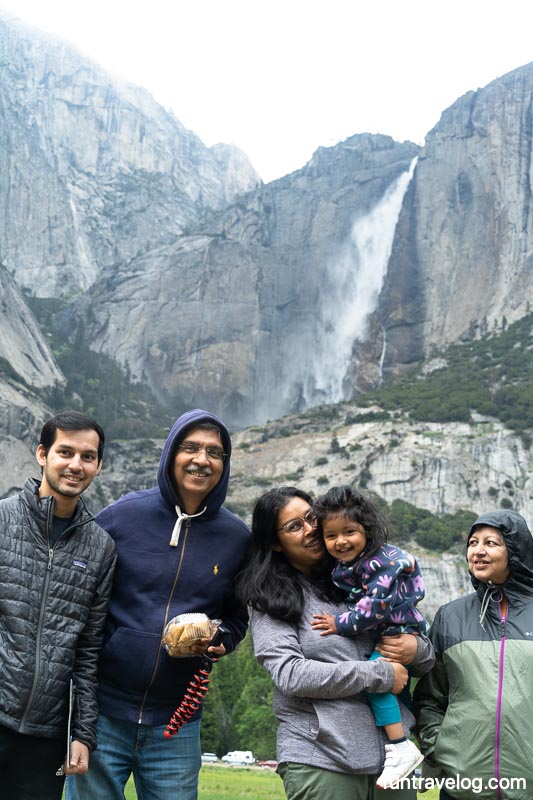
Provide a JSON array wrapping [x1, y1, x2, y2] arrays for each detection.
[[376, 739, 424, 789]]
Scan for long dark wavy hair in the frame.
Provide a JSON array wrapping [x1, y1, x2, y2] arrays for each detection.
[[315, 485, 388, 560], [235, 486, 341, 622]]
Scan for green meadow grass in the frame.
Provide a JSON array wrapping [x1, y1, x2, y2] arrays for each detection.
[[123, 764, 439, 799], [123, 764, 284, 799]]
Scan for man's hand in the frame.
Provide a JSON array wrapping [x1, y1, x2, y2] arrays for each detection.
[[375, 633, 418, 664], [189, 638, 227, 657], [389, 661, 409, 694], [65, 740, 89, 775], [310, 612, 337, 636]]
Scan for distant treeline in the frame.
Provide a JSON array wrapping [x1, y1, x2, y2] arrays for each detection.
[[200, 632, 277, 760]]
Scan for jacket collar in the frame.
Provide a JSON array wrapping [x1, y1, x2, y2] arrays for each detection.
[[23, 477, 93, 527]]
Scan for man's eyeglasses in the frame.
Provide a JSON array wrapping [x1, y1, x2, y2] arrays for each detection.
[[278, 510, 318, 535], [177, 443, 227, 461]]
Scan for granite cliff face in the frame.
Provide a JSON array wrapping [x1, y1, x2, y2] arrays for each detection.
[[0, 266, 63, 388], [380, 63, 533, 376], [0, 379, 50, 497], [3, 12, 533, 426], [69, 135, 419, 424], [0, 264, 62, 492], [0, 13, 260, 298], [0, 10, 258, 490], [221, 410, 532, 531], [69, 62, 533, 423]]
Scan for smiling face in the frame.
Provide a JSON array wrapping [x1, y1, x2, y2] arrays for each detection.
[[172, 427, 224, 513], [322, 512, 367, 564], [273, 496, 324, 575], [467, 525, 510, 585], [36, 428, 102, 516]]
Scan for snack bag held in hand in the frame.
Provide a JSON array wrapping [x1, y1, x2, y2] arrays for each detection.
[[162, 613, 221, 657]]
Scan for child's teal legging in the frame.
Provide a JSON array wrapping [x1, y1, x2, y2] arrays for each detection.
[[367, 650, 412, 727]]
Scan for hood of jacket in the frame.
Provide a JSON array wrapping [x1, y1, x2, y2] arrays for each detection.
[[467, 509, 533, 594], [156, 408, 232, 515]]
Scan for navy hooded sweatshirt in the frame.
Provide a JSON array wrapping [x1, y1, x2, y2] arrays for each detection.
[[94, 409, 251, 726]]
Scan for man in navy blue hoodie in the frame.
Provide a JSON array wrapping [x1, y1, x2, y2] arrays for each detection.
[[68, 409, 251, 800]]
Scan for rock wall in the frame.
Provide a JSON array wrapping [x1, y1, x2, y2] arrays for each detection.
[[227, 411, 532, 525], [417, 554, 472, 621], [71, 134, 419, 425], [0, 266, 63, 387], [0, 375, 53, 498], [380, 63, 533, 375], [0, 13, 260, 297], [2, 13, 533, 429], [71, 58, 533, 424]]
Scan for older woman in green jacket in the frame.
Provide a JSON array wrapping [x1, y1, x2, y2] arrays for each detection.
[[414, 510, 533, 800]]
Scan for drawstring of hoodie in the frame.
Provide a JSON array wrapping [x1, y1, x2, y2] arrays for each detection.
[[169, 504, 207, 547], [478, 584, 502, 630]]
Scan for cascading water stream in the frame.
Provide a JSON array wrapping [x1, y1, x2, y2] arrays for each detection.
[[298, 157, 417, 406]]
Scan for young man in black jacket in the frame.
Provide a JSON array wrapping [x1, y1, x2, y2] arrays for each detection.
[[0, 411, 116, 800]]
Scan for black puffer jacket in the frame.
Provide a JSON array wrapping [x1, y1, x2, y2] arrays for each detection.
[[0, 478, 116, 750]]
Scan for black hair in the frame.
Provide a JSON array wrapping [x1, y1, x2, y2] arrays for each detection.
[[314, 485, 387, 559], [235, 486, 342, 622], [39, 411, 105, 463]]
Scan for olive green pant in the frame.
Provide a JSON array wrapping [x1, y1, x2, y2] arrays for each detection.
[[278, 761, 417, 800]]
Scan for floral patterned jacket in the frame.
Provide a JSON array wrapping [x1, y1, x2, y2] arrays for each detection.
[[332, 543, 429, 638]]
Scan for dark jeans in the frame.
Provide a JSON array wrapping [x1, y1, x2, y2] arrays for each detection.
[[440, 790, 455, 800], [0, 724, 66, 800]]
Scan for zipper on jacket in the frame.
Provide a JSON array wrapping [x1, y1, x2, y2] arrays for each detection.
[[494, 594, 507, 800], [20, 499, 55, 730], [20, 496, 90, 730], [137, 518, 192, 725]]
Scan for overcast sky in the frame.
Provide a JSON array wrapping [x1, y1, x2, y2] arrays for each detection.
[[2, 0, 533, 182]]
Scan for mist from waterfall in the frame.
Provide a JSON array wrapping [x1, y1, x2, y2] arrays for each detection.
[[293, 157, 417, 408]]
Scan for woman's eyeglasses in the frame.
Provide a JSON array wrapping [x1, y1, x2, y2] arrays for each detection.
[[278, 510, 318, 535]]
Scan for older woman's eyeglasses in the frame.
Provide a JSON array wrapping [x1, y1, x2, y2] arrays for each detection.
[[278, 510, 318, 535]]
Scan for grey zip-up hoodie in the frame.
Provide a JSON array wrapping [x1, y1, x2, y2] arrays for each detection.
[[252, 581, 434, 774]]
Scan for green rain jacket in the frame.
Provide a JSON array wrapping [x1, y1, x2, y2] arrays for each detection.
[[413, 510, 533, 799]]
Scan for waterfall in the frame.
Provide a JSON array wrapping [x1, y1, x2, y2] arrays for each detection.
[[297, 157, 417, 407]]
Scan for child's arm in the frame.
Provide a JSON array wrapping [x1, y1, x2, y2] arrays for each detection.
[[314, 559, 402, 637]]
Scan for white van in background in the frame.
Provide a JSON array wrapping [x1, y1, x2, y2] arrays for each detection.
[[221, 750, 255, 765]]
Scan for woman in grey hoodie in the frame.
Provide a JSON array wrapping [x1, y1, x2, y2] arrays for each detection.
[[236, 486, 434, 800]]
